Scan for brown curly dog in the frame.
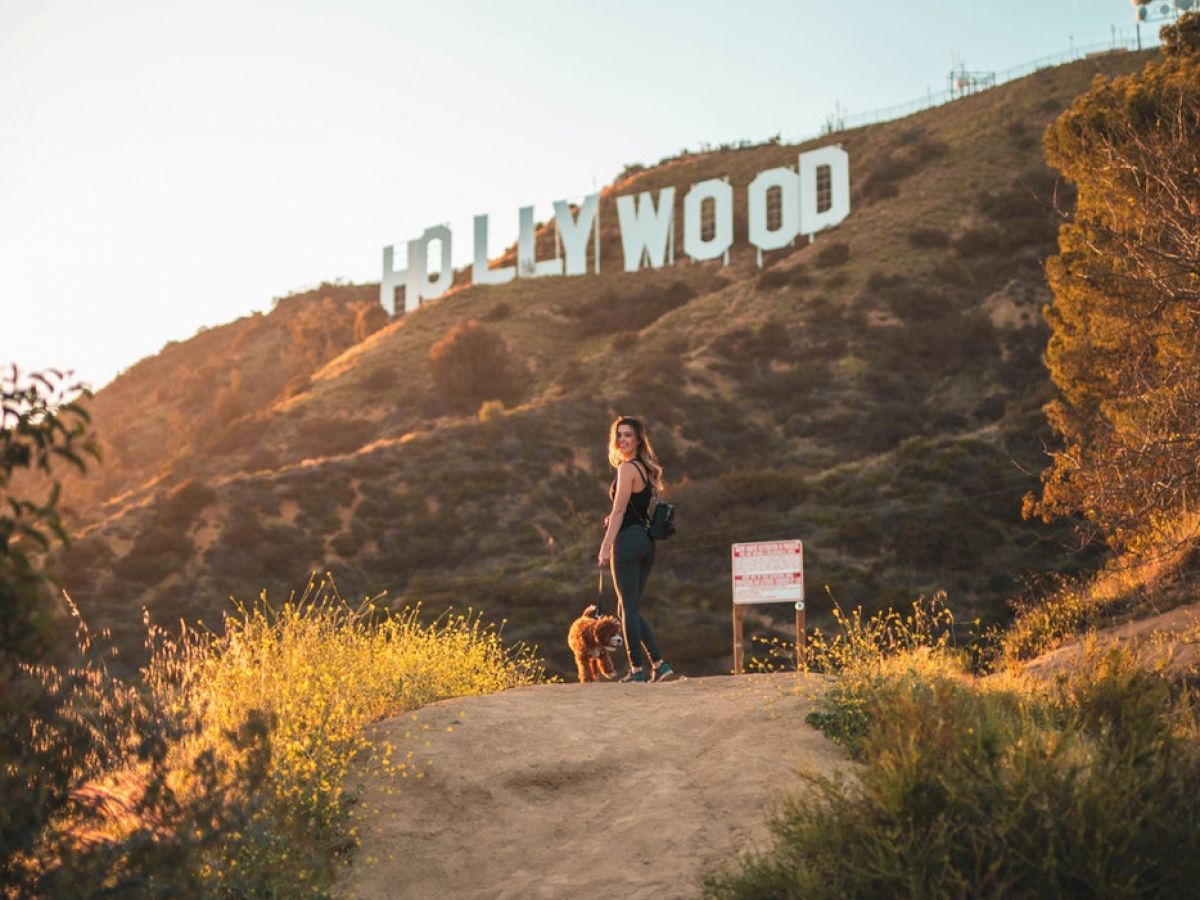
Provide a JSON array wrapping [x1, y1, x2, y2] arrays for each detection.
[[567, 605, 625, 683]]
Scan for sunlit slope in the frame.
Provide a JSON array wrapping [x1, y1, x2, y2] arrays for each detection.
[[56, 283, 387, 526], [58, 50, 1151, 676]]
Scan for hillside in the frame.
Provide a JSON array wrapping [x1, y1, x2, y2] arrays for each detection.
[[53, 50, 1153, 676]]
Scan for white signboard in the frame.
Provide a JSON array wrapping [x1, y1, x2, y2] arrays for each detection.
[[381, 145, 851, 315], [731, 539, 804, 605]]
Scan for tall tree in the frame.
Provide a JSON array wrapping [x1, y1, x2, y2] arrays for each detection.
[[1027, 15, 1200, 550]]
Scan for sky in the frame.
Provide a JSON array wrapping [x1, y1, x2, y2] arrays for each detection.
[[0, 0, 1171, 389]]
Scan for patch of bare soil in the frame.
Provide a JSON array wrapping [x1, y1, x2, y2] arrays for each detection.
[[339, 673, 847, 900], [1023, 601, 1200, 682]]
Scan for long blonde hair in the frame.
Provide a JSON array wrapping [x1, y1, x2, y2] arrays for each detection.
[[607, 415, 664, 494]]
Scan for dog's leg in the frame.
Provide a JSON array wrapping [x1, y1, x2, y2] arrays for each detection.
[[576, 655, 591, 683]]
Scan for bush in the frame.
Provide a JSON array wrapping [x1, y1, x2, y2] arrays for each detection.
[[164, 478, 218, 523], [999, 574, 1142, 664], [952, 226, 1003, 256], [363, 365, 399, 392], [710, 323, 791, 373], [813, 242, 850, 269], [331, 531, 360, 557], [428, 320, 526, 408], [564, 281, 696, 336], [859, 155, 908, 202], [707, 603, 1200, 898], [2, 616, 275, 898], [882, 284, 955, 322], [4, 577, 547, 895], [755, 267, 790, 291], [908, 226, 950, 249], [111, 525, 193, 586], [292, 417, 379, 459], [481, 301, 512, 321]]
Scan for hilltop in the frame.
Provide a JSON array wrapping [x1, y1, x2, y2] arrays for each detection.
[[339, 674, 846, 900], [53, 50, 1154, 676]]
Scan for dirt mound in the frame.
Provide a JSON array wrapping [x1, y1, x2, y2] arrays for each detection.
[[1023, 601, 1200, 682], [340, 673, 848, 900]]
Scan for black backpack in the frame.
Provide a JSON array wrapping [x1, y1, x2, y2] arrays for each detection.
[[632, 461, 676, 540], [646, 498, 676, 540]]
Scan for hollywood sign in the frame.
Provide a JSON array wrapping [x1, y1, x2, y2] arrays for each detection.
[[380, 144, 850, 315]]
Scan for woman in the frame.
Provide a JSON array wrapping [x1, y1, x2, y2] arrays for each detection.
[[597, 415, 678, 683]]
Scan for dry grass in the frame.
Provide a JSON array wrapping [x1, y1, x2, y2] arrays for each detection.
[[10, 577, 547, 896], [707, 594, 1200, 898], [1001, 511, 1200, 665]]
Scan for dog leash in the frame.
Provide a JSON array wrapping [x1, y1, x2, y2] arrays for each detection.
[[594, 571, 605, 618]]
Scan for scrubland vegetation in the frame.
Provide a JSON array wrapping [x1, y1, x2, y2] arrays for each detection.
[[707, 597, 1200, 898], [3, 579, 544, 897]]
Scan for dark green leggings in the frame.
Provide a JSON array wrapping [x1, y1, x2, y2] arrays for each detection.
[[610, 525, 663, 669]]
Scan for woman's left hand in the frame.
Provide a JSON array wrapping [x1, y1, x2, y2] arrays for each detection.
[[597, 546, 611, 568]]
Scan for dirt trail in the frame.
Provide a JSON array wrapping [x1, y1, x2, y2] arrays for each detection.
[[1022, 601, 1200, 681], [339, 673, 848, 900]]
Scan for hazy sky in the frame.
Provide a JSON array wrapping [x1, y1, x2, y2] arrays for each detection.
[[0, 1, 1166, 388]]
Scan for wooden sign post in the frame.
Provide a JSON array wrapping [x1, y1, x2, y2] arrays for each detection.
[[731, 539, 805, 675]]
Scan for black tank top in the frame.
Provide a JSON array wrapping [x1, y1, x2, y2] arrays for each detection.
[[610, 461, 653, 532]]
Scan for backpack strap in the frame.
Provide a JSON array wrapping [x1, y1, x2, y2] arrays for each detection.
[[629, 459, 652, 494], [627, 460, 657, 529]]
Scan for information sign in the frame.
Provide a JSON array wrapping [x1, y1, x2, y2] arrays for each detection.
[[731, 539, 804, 605]]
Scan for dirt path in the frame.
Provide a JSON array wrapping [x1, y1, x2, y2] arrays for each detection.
[[339, 673, 848, 900], [1022, 601, 1200, 681]]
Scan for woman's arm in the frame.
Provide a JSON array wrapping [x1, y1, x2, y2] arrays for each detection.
[[598, 463, 634, 567]]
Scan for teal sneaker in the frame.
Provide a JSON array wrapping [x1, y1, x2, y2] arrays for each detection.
[[619, 669, 647, 683], [653, 661, 680, 682]]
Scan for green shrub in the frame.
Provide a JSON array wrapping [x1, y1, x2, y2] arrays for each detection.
[[481, 300, 512, 321], [111, 480, 214, 586], [161, 478, 218, 527], [2, 633, 276, 897], [5, 578, 546, 895], [563, 281, 696, 336], [363, 365, 399, 392], [428, 320, 526, 408], [859, 155, 908, 202], [883, 284, 955, 322], [112, 527, 193, 586], [706, 606, 1200, 899], [908, 226, 951, 248], [813, 241, 850, 269], [292, 417, 378, 459], [953, 226, 1003, 256], [999, 574, 1141, 664], [755, 267, 790, 290]]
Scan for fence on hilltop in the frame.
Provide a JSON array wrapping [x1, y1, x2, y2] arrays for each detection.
[[793, 36, 1151, 143]]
